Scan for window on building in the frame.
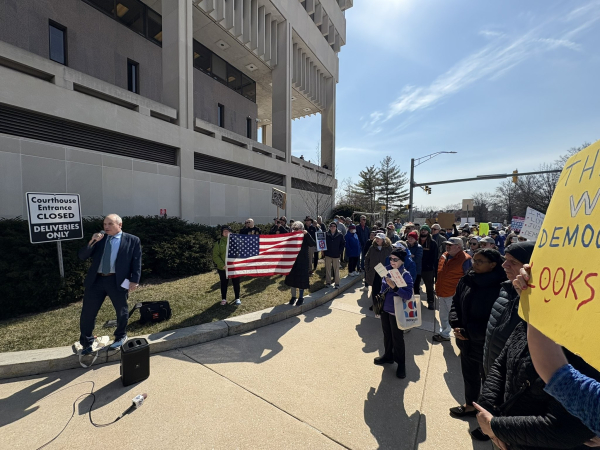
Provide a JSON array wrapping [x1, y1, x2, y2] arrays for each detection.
[[241, 74, 256, 102], [82, 0, 162, 47], [147, 8, 162, 44], [49, 21, 67, 65], [218, 104, 224, 128], [212, 55, 227, 84], [227, 66, 242, 92], [127, 59, 139, 94], [115, 0, 144, 35], [246, 118, 253, 139], [193, 41, 211, 74]]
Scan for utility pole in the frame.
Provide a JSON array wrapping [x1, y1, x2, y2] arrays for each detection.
[[409, 158, 415, 222]]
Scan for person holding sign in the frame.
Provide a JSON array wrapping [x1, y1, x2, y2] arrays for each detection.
[[78, 214, 141, 355], [373, 248, 414, 379], [447, 249, 506, 419]]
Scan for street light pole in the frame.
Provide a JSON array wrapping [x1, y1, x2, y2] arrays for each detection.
[[409, 151, 456, 222], [409, 158, 415, 222]]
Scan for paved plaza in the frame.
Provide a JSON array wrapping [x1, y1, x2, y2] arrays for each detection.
[[0, 284, 491, 449]]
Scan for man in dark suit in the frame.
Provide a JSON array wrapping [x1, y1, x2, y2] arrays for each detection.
[[78, 214, 142, 354]]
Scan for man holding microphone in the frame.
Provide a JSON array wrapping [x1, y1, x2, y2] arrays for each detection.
[[78, 214, 142, 355]]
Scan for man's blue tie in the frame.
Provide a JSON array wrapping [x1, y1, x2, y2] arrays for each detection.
[[101, 236, 113, 274]]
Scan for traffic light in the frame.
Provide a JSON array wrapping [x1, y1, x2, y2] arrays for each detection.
[[427, 186, 432, 195], [405, 204, 411, 210], [512, 169, 518, 184]]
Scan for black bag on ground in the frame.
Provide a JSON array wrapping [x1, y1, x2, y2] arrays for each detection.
[[129, 301, 172, 324]]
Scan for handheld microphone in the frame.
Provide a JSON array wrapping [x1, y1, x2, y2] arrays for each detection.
[[120, 393, 148, 418], [89, 230, 105, 247]]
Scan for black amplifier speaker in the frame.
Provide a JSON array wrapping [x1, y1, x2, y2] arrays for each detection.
[[120, 337, 150, 386]]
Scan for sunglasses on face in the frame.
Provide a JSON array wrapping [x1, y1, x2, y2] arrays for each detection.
[[518, 237, 527, 241], [389, 257, 401, 262], [470, 242, 478, 245]]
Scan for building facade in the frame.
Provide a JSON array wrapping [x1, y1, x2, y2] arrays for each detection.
[[0, 0, 351, 225]]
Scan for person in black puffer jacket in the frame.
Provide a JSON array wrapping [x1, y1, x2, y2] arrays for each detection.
[[448, 249, 507, 418], [469, 242, 534, 442], [475, 322, 597, 450], [482, 242, 534, 376]]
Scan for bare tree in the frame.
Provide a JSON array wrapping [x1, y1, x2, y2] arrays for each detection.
[[296, 146, 336, 219]]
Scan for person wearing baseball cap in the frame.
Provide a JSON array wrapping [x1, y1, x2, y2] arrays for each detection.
[[386, 223, 400, 243], [479, 236, 497, 250], [324, 221, 345, 288], [434, 237, 472, 342], [212, 225, 241, 306]]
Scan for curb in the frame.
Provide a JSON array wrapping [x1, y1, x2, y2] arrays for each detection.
[[0, 274, 364, 380]]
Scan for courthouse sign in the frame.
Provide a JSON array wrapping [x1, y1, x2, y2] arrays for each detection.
[[26, 193, 83, 243]]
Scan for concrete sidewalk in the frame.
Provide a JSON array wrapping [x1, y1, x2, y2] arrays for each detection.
[[0, 284, 491, 449]]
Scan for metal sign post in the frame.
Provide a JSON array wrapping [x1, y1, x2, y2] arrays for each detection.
[[57, 241, 65, 278]]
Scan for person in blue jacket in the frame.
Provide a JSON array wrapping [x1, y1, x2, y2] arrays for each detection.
[[345, 224, 362, 276], [373, 248, 414, 379], [393, 241, 416, 281], [406, 231, 423, 295]]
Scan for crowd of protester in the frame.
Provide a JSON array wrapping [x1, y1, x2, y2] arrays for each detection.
[[212, 215, 600, 449]]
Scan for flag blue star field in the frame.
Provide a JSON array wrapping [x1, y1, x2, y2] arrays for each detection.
[[225, 232, 304, 278]]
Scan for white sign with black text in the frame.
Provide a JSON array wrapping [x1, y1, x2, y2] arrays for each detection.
[[26, 193, 83, 243]]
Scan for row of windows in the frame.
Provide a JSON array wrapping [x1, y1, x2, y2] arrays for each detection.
[[217, 103, 254, 139], [193, 41, 257, 103], [82, 0, 162, 46]]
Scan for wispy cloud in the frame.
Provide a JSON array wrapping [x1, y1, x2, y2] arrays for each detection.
[[369, 1, 600, 126]]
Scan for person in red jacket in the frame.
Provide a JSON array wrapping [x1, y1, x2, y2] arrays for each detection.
[[434, 237, 472, 342]]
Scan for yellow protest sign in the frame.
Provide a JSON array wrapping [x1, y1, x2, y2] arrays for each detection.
[[478, 223, 489, 236], [520, 139, 600, 370]]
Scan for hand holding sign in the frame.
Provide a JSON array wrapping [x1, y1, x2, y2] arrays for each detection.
[[519, 139, 600, 371]]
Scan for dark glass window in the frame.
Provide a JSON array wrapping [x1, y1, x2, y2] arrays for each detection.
[[193, 41, 211, 74], [128, 59, 139, 93], [246, 118, 253, 139], [81, 0, 162, 47], [49, 21, 67, 65], [227, 66, 242, 92], [212, 55, 227, 84], [86, 0, 114, 15], [192, 39, 257, 103], [218, 104, 225, 128], [116, 0, 144, 35], [147, 8, 162, 44], [241, 74, 256, 102]]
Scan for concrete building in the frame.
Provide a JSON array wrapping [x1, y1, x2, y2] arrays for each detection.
[[0, 0, 352, 225]]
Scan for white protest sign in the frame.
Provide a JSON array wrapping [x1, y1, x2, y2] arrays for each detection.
[[316, 231, 327, 251], [519, 207, 546, 242], [26, 193, 83, 243]]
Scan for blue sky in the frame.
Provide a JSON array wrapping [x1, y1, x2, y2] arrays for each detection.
[[291, 0, 600, 210]]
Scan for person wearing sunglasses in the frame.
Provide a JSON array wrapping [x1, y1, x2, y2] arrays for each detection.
[[240, 218, 261, 235], [373, 247, 414, 379], [467, 238, 480, 257]]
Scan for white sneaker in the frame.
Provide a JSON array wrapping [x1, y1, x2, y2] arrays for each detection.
[[234, 299, 241, 305], [353, 271, 360, 276]]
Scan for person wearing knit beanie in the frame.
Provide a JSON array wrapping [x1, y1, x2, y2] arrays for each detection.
[[504, 241, 535, 265], [420, 224, 431, 234]]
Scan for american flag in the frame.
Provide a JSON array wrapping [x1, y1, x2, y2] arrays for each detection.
[[225, 232, 304, 278]]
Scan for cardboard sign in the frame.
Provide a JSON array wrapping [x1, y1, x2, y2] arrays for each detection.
[[519, 140, 600, 370], [478, 223, 489, 237], [437, 213, 455, 229], [519, 207, 545, 242], [26, 193, 83, 244], [413, 217, 426, 226], [511, 216, 525, 233], [271, 188, 286, 209], [316, 231, 327, 251]]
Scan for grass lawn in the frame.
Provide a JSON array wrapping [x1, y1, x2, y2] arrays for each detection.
[[0, 262, 350, 353]]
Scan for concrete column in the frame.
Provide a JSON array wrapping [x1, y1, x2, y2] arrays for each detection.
[[272, 20, 291, 159], [162, 0, 194, 221], [271, 20, 292, 218], [261, 124, 273, 146], [321, 77, 335, 175], [162, 0, 194, 130]]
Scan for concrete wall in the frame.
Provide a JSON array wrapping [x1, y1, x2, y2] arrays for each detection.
[[0, 133, 181, 219], [193, 69, 258, 138], [0, 0, 163, 103]]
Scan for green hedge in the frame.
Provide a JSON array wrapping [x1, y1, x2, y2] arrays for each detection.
[[0, 216, 271, 320]]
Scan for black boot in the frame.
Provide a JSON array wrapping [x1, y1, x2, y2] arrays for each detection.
[[396, 365, 406, 379], [289, 297, 296, 305], [296, 298, 304, 306], [374, 356, 394, 365]]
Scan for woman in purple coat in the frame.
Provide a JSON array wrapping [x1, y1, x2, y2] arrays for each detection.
[[373, 248, 414, 379]]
